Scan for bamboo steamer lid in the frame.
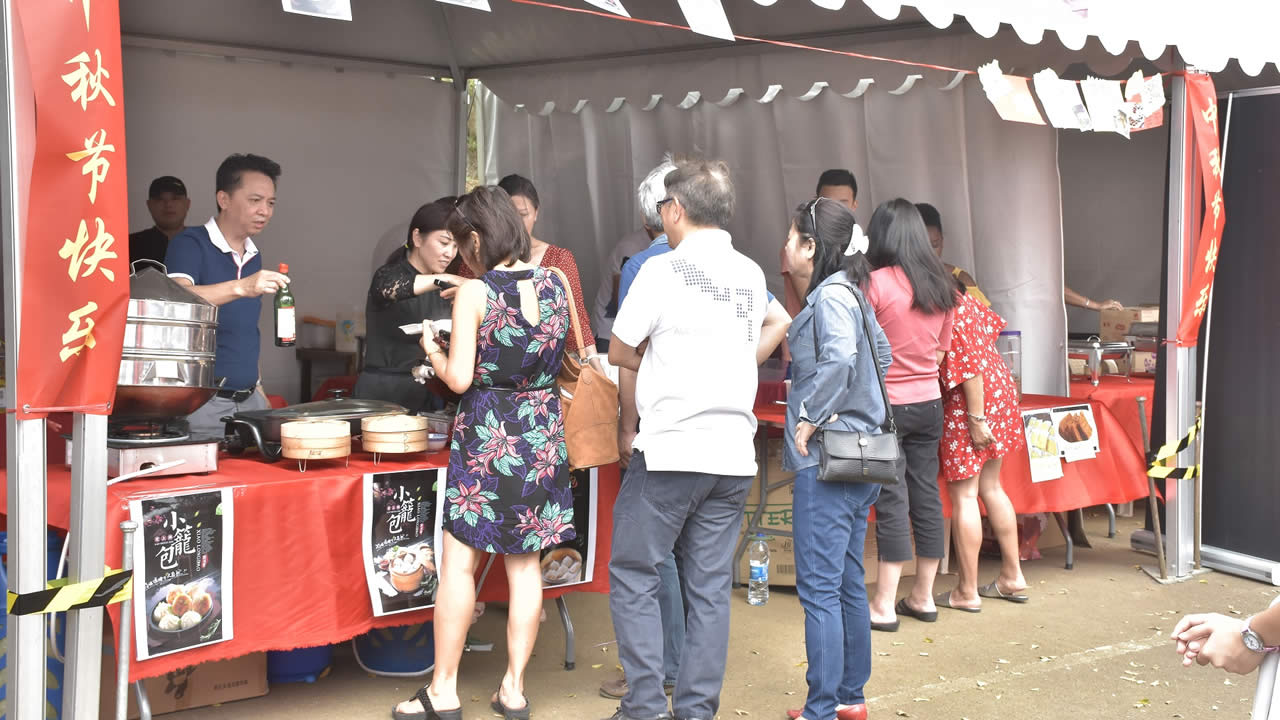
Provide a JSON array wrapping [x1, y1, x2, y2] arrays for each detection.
[[361, 414, 428, 433], [280, 419, 350, 440]]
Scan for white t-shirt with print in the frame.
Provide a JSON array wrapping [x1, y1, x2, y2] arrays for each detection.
[[611, 228, 768, 477]]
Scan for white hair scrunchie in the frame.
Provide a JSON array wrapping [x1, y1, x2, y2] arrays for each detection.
[[844, 224, 869, 256]]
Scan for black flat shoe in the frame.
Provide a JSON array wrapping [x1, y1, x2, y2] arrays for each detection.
[[491, 689, 531, 720], [870, 618, 900, 632], [391, 687, 462, 720], [895, 596, 938, 623]]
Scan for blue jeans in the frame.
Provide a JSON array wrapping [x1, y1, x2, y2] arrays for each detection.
[[658, 552, 685, 685], [792, 465, 880, 719]]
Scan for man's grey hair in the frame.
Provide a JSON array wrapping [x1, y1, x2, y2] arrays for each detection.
[[664, 158, 734, 229], [638, 154, 677, 231]]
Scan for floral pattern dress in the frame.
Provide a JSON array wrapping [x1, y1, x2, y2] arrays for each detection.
[[939, 293, 1026, 482], [446, 267, 577, 554]]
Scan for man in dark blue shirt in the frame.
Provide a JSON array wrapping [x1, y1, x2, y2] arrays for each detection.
[[165, 154, 289, 434]]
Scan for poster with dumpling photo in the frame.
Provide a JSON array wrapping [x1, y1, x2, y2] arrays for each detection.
[[362, 468, 445, 616], [129, 488, 234, 660], [536, 468, 596, 589]]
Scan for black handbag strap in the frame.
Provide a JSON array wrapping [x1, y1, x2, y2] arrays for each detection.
[[808, 282, 897, 434]]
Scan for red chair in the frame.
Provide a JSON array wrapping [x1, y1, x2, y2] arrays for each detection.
[[267, 394, 288, 409]]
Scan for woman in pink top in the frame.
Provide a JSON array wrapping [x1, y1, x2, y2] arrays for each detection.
[[862, 199, 958, 632]]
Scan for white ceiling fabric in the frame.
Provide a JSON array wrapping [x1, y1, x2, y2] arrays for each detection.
[[856, 0, 1280, 75]]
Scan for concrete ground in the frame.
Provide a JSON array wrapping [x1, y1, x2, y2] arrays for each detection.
[[177, 508, 1275, 720]]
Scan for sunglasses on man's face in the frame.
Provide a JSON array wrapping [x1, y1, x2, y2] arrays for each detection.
[[656, 197, 676, 215]]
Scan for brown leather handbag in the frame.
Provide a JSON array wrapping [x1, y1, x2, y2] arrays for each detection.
[[548, 267, 620, 469]]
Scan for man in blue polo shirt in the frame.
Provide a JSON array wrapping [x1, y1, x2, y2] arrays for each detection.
[[165, 153, 290, 434]]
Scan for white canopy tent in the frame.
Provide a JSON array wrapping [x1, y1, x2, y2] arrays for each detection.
[[5, 2, 1279, 719]]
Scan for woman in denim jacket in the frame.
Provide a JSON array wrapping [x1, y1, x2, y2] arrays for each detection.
[[782, 198, 892, 720]]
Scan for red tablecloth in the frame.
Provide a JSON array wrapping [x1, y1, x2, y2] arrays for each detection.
[[939, 394, 1151, 516], [1069, 376, 1155, 457], [1, 453, 618, 681], [754, 393, 1151, 517]]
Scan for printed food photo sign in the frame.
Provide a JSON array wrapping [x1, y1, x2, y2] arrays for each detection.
[[1050, 404, 1100, 462], [1022, 410, 1064, 483], [362, 469, 445, 616], [130, 489, 234, 660], [538, 468, 597, 589]]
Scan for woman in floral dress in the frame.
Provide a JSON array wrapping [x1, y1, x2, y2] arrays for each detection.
[[392, 186, 572, 720], [935, 279, 1029, 614]]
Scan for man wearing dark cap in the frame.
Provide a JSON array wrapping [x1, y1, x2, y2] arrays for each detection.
[[128, 175, 190, 266]]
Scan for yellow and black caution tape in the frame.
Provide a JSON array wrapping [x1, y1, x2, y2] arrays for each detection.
[[5, 568, 132, 616], [1148, 418, 1202, 480]]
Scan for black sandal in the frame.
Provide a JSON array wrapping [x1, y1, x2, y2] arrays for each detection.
[[392, 686, 463, 720], [490, 688, 532, 720]]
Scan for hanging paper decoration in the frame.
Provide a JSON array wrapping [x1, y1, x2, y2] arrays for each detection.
[[584, 0, 630, 16], [676, 0, 735, 41], [281, 0, 352, 20], [1124, 71, 1166, 132], [1080, 77, 1130, 137], [435, 0, 492, 10], [1033, 69, 1091, 130], [978, 60, 1045, 125]]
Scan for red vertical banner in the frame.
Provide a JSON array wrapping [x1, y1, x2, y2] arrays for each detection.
[[1177, 74, 1224, 346], [12, 0, 129, 417]]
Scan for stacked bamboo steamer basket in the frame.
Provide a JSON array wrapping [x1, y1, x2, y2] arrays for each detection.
[[280, 419, 352, 460], [361, 414, 430, 454]]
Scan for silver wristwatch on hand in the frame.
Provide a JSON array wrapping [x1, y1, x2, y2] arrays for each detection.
[[1242, 617, 1280, 654]]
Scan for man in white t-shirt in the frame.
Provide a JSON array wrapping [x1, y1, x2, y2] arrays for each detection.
[[593, 229, 651, 352], [602, 159, 791, 720]]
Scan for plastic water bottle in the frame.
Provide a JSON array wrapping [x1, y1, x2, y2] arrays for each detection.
[[747, 533, 770, 606]]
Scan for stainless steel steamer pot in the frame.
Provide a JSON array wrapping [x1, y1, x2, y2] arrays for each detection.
[[113, 264, 220, 419]]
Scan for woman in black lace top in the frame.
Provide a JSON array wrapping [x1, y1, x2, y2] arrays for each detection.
[[354, 198, 466, 412]]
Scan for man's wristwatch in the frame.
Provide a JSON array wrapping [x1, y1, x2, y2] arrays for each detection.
[[1242, 617, 1280, 653]]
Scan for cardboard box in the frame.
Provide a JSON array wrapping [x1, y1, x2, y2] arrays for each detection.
[[1100, 305, 1160, 342], [1128, 350, 1157, 375], [739, 478, 915, 587], [100, 649, 268, 719]]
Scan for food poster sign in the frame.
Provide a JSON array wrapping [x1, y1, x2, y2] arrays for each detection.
[[1050, 404, 1100, 462], [1022, 410, 1064, 483], [130, 489, 234, 660], [363, 469, 445, 616], [538, 468, 597, 589]]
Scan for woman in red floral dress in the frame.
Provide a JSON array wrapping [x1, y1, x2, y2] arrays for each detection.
[[936, 280, 1029, 612]]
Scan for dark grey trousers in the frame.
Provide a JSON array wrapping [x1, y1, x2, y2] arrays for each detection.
[[873, 398, 946, 561], [608, 452, 752, 720]]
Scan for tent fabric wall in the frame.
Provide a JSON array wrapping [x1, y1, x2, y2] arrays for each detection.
[[122, 46, 457, 403], [486, 77, 1068, 395], [1059, 125, 1169, 334]]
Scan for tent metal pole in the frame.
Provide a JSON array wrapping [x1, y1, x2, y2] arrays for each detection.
[[453, 70, 469, 193], [63, 413, 108, 720], [2, 1, 50, 717], [1161, 72, 1197, 579], [434, 2, 469, 193]]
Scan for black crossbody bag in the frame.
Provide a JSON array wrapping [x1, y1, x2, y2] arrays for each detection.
[[811, 284, 901, 485]]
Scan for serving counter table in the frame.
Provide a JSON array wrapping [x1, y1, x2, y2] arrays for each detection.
[[738, 393, 1152, 579], [0, 451, 618, 682]]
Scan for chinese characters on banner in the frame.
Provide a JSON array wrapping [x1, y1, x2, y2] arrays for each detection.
[[1177, 74, 1225, 346], [362, 469, 444, 616], [12, 0, 128, 417], [130, 489, 235, 661]]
